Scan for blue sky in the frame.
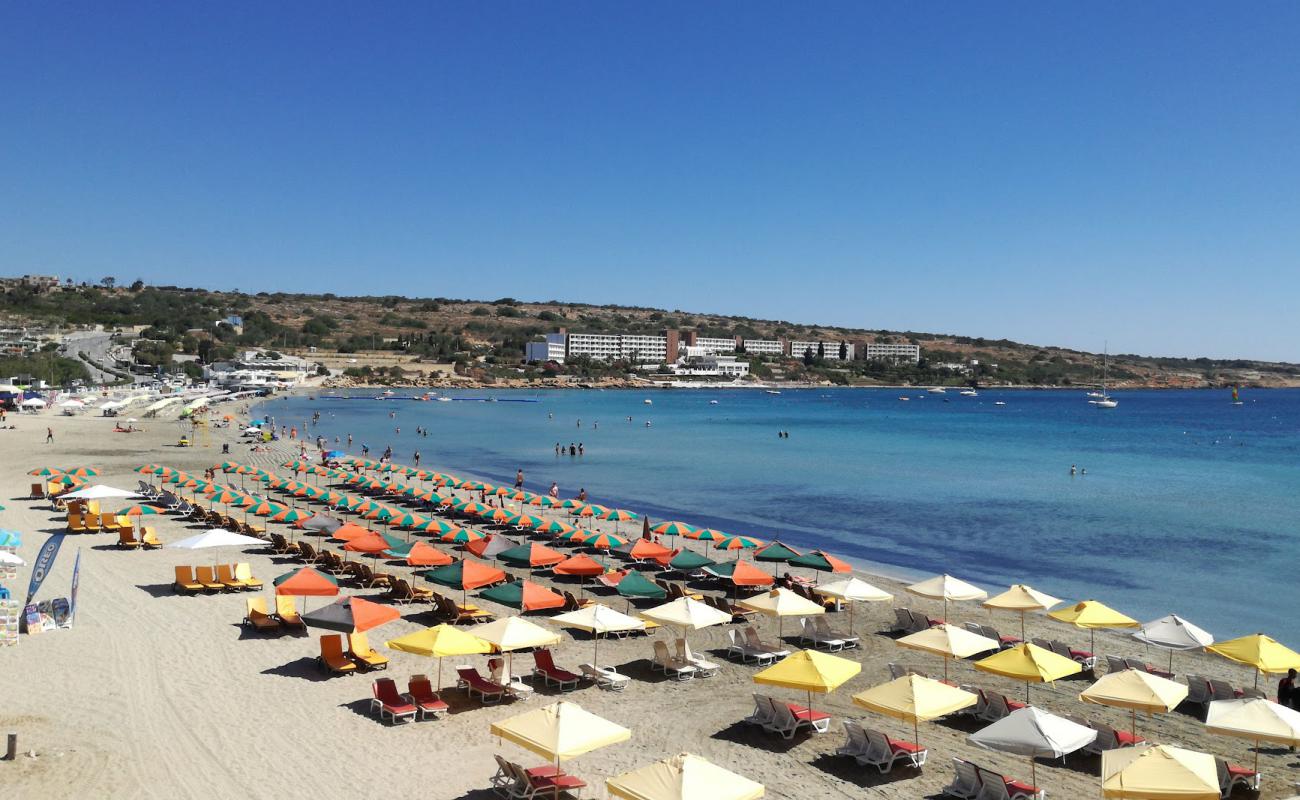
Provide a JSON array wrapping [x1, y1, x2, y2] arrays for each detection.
[[2, 3, 1298, 360]]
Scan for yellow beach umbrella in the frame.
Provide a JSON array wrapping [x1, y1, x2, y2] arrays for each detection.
[[1206, 697, 1300, 773], [974, 642, 1082, 701], [607, 752, 764, 800], [491, 700, 630, 764], [1207, 633, 1300, 688], [1048, 599, 1139, 654], [738, 587, 825, 640], [753, 649, 860, 717], [897, 623, 999, 680], [906, 573, 987, 620], [1100, 744, 1219, 799], [852, 674, 978, 746], [385, 623, 491, 689], [1081, 669, 1189, 739], [983, 584, 1062, 639]]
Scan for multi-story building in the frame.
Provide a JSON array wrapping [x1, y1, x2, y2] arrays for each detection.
[[527, 330, 677, 364], [679, 332, 736, 355], [789, 341, 855, 361], [740, 338, 783, 356], [525, 333, 568, 363], [864, 342, 921, 363]]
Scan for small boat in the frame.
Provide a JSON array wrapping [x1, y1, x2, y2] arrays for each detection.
[[959, 389, 978, 397], [709, 400, 719, 405], [643, 399, 653, 405], [927, 387, 946, 394], [765, 390, 781, 395], [435, 397, 451, 402], [994, 401, 1006, 406], [1094, 345, 1118, 409], [898, 396, 910, 401]]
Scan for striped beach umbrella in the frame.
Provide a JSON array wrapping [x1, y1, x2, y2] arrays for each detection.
[[441, 526, 485, 544], [580, 531, 627, 551]]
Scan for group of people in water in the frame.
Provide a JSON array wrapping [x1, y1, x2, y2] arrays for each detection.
[[555, 442, 584, 456]]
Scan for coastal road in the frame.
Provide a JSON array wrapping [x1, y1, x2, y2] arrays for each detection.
[[60, 329, 137, 385]]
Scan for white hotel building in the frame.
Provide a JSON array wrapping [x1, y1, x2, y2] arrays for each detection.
[[864, 342, 921, 363], [789, 341, 855, 361], [526, 331, 674, 364], [740, 338, 783, 356], [691, 336, 737, 354]]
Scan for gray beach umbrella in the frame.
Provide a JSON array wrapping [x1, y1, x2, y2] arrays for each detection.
[[303, 514, 343, 534]]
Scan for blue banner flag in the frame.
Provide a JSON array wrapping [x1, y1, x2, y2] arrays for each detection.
[[25, 533, 65, 606], [70, 548, 82, 625]]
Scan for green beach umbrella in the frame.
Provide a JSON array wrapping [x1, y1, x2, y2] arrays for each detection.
[[788, 550, 854, 575], [754, 540, 803, 562], [667, 549, 715, 571], [615, 571, 668, 600]]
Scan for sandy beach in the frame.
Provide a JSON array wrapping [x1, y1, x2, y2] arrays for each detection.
[[1, 409, 1295, 800]]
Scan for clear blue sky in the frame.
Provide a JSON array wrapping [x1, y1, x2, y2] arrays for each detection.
[[2, 3, 1298, 360]]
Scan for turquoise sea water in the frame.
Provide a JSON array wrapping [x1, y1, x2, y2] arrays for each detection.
[[258, 387, 1300, 643]]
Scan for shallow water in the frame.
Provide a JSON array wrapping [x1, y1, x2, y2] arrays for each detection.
[[259, 386, 1300, 643]]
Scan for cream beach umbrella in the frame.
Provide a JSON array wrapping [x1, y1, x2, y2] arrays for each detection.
[[491, 700, 631, 786], [166, 528, 265, 566], [982, 584, 1062, 640], [1206, 697, 1300, 773], [385, 623, 491, 690], [1100, 744, 1219, 799], [906, 573, 987, 620], [969, 706, 1097, 785], [474, 616, 562, 683], [897, 623, 999, 680], [607, 752, 764, 800], [1048, 599, 1140, 655], [814, 577, 892, 638], [641, 596, 733, 656], [974, 642, 1082, 702], [852, 674, 978, 746], [738, 587, 825, 642], [1080, 669, 1188, 739], [550, 603, 645, 663], [1132, 614, 1214, 674]]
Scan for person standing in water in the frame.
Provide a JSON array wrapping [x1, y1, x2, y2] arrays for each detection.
[[515, 469, 524, 489]]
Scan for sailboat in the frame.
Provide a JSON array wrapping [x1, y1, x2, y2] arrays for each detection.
[[1092, 346, 1118, 409], [1231, 385, 1244, 406]]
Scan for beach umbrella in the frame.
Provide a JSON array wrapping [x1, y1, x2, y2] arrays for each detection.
[[787, 549, 852, 577], [115, 504, 159, 518], [441, 526, 486, 544], [404, 542, 454, 567], [302, 514, 343, 535], [983, 584, 1063, 640], [651, 520, 695, 540], [272, 567, 340, 612], [343, 532, 390, 557], [738, 586, 824, 641], [974, 643, 1082, 701], [506, 512, 544, 529], [499, 542, 567, 569], [618, 538, 673, 562], [662, 549, 714, 572], [579, 531, 627, 551], [1100, 744, 1219, 799], [485, 507, 515, 525], [553, 527, 589, 544], [330, 522, 372, 542], [60, 484, 138, 500], [467, 534, 520, 560], [686, 528, 727, 552], [1206, 697, 1300, 773], [641, 597, 731, 656], [302, 596, 400, 633], [815, 577, 892, 638], [703, 560, 774, 594], [852, 674, 978, 746], [616, 571, 668, 601], [536, 520, 577, 536], [897, 624, 1000, 680], [63, 467, 99, 479], [1049, 599, 1140, 654], [600, 508, 638, 534], [415, 517, 458, 535], [753, 648, 860, 718], [166, 528, 265, 566], [475, 616, 563, 683], [490, 701, 630, 778], [969, 706, 1097, 786], [713, 533, 763, 554], [753, 540, 802, 563], [606, 752, 764, 800], [529, 495, 560, 508], [28, 467, 64, 477], [422, 559, 507, 601], [1132, 615, 1215, 674], [480, 579, 566, 614], [906, 573, 987, 620], [1207, 633, 1300, 689], [550, 604, 645, 662], [386, 623, 492, 689], [554, 554, 607, 577], [1081, 669, 1188, 739]]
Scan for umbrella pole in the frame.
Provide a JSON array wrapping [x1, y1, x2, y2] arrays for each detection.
[[1131, 709, 1136, 740]]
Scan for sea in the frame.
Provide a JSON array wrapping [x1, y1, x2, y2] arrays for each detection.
[[256, 387, 1300, 644]]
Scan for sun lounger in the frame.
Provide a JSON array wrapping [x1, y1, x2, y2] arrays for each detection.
[[405, 674, 450, 718], [357, 563, 392, 588], [234, 562, 263, 589], [141, 527, 162, 549], [1216, 757, 1260, 797], [744, 626, 790, 659], [216, 563, 251, 591], [1083, 722, 1145, 754], [173, 565, 205, 594], [975, 764, 1042, 800], [848, 725, 926, 772], [725, 628, 778, 665], [746, 694, 778, 727], [506, 761, 585, 799], [244, 597, 281, 633], [561, 591, 591, 612], [1209, 678, 1244, 701], [456, 665, 506, 703], [270, 533, 302, 555], [370, 678, 416, 724], [799, 616, 845, 651], [977, 691, 1016, 723], [1106, 654, 1128, 674], [30, 482, 45, 499], [347, 631, 390, 671], [194, 565, 228, 592], [1122, 657, 1174, 679], [275, 596, 307, 630], [674, 638, 720, 677], [889, 662, 929, 680], [96, 513, 119, 532], [531, 649, 581, 690], [579, 663, 628, 691], [944, 758, 983, 799], [435, 594, 492, 623], [66, 514, 89, 534], [651, 640, 697, 681], [1050, 640, 1096, 670], [319, 633, 358, 674], [117, 527, 141, 549], [766, 698, 831, 739], [814, 616, 859, 648]]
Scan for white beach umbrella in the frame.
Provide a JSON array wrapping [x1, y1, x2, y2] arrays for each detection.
[[1206, 697, 1300, 773], [551, 603, 645, 662], [20, 398, 46, 407], [167, 528, 266, 566], [1133, 614, 1215, 673], [907, 573, 988, 619], [58, 399, 85, 408], [816, 576, 892, 638], [61, 484, 139, 500], [970, 706, 1097, 785]]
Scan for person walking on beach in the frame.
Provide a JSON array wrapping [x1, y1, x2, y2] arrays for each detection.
[[46, 426, 53, 443], [515, 469, 524, 489]]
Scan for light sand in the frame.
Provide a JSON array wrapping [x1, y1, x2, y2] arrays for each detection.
[[1, 409, 1295, 799]]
